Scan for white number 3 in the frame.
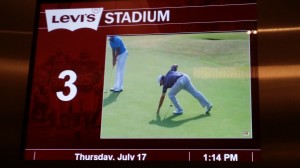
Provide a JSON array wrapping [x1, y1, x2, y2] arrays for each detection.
[[56, 70, 78, 101]]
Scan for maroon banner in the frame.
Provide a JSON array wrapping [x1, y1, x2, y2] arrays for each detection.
[[38, 3, 256, 29]]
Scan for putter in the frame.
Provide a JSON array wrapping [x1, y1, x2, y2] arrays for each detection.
[[104, 65, 114, 95]]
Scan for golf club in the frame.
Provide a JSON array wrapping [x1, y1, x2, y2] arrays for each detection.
[[104, 65, 114, 95]]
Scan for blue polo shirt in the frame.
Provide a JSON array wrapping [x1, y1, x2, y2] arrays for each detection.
[[162, 67, 183, 93], [109, 36, 127, 55]]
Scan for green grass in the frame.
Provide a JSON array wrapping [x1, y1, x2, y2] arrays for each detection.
[[101, 32, 252, 139]]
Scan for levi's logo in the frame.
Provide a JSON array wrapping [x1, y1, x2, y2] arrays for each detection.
[[45, 8, 103, 32]]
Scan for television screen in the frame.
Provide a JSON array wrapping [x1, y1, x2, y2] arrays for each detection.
[[22, 0, 259, 161]]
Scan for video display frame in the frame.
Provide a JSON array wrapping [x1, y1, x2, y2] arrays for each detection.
[[21, 0, 259, 161]]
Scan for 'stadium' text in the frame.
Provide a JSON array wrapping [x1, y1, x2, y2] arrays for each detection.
[[105, 10, 170, 24]]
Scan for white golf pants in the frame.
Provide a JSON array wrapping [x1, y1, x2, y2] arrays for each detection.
[[113, 50, 128, 91], [168, 74, 211, 111]]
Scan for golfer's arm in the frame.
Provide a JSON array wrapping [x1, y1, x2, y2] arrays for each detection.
[[112, 49, 117, 58], [116, 47, 121, 56], [112, 49, 117, 66], [157, 93, 166, 113]]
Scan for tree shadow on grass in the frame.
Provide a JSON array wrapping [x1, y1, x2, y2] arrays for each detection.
[[102, 92, 121, 107], [149, 113, 210, 128]]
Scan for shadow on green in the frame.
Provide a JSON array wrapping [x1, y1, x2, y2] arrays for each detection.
[[149, 113, 210, 128], [103, 92, 121, 107]]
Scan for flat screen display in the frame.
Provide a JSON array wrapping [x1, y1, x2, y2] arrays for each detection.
[[22, 0, 260, 161]]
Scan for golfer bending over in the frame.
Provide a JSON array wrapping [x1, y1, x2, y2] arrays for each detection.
[[156, 64, 213, 115]]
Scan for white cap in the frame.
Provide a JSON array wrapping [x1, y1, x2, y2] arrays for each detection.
[[107, 35, 114, 40], [157, 75, 163, 85]]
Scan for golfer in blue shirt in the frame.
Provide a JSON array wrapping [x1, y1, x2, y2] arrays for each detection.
[[156, 64, 213, 115], [108, 35, 128, 92]]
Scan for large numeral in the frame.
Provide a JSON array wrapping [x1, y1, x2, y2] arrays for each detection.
[[56, 70, 77, 101]]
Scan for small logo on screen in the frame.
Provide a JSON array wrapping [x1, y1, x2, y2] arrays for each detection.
[[45, 8, 103, 32]]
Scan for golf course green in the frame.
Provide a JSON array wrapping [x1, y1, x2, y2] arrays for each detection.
[[101, 32, 253, 139]]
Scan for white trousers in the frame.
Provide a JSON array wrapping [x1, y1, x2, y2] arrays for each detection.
[[113, 50, 128, 91], [168, 74, 211, 111]]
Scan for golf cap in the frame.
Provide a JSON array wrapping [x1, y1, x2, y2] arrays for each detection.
[[157, 75, 163, 86], [107, 35, 114, 40]]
